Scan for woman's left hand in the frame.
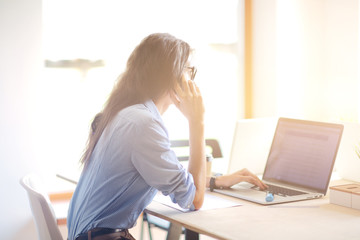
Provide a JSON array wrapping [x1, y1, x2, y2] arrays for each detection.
[[216, 168, 268, 190]]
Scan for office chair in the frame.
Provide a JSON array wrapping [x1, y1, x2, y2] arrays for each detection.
[[20, 174, 63, 240], [141, 139, 223, 240]]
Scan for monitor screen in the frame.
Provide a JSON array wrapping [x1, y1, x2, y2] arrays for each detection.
[[263, 118, 343, 194]]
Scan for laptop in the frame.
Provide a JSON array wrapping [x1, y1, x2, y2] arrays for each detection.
[[215, 117, 344, 205]]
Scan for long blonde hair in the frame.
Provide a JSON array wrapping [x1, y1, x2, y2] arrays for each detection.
[[81, 33, 191, 166]]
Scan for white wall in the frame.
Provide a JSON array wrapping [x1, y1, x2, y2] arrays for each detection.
[[0, 0, 42, 239], [252, 0, 359, 122], [322, 0, 359, 122]]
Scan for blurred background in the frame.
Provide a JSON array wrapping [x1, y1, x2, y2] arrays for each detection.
[[1, 0, 359, 239]]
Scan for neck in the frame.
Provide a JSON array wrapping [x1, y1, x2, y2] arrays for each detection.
[[154, 96, 171, 115]]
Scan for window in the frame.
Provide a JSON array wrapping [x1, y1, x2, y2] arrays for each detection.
[[41, 0, 241, 175]]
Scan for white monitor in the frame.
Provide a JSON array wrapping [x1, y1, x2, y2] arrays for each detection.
[[335, 121, 360, 182], [228, 118, 277, 175]]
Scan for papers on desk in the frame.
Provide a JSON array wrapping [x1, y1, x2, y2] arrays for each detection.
[[153, 192, 242, 212]]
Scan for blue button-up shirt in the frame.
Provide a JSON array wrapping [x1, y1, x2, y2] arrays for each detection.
[[67, 100, 196, 240]]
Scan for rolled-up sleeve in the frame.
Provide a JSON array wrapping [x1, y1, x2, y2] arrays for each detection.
[[130, 117, 196, 210]]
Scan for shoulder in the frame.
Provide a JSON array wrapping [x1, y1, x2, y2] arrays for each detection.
[[118, 104, 154, 127], [113, 103, 167, 136]]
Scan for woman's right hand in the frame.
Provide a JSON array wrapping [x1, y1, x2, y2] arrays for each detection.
[[170, 76, 205, 125]]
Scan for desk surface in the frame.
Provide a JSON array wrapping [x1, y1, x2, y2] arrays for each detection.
[[145, 179, 360, 240]]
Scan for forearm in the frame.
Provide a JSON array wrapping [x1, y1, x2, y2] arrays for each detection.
[[187, 122, 206, 209], [206, 170, 268, 190], [170, 75, 206, 209]]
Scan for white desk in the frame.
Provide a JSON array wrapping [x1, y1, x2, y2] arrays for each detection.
[[145, 179, 360, 240]]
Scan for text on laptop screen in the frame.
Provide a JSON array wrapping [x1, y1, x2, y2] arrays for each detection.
[[263, 118, 343, 193]]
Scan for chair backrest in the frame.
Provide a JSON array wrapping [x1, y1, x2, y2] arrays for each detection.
[[20, 174, 63, 240], [170, 139, 223, 161]]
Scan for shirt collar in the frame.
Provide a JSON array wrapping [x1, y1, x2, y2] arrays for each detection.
[[144, 100, 162, 121], [143, 100, 169, 137]]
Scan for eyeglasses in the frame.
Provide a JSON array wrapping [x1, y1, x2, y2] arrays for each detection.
[[186, 66, 197, 81]]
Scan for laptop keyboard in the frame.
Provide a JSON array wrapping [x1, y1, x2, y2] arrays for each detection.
[[252, 184, 307, 197]]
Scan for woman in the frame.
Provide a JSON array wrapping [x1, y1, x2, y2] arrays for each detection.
[[67, 33, 267, 240]]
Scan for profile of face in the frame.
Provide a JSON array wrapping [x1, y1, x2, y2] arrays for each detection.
[[161, 61, 197, 111]]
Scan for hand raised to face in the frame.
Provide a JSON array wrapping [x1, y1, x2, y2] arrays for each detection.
[[170, 75, 205, 124]]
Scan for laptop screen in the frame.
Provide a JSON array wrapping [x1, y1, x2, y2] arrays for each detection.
[[263, 118, 343, 194]]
